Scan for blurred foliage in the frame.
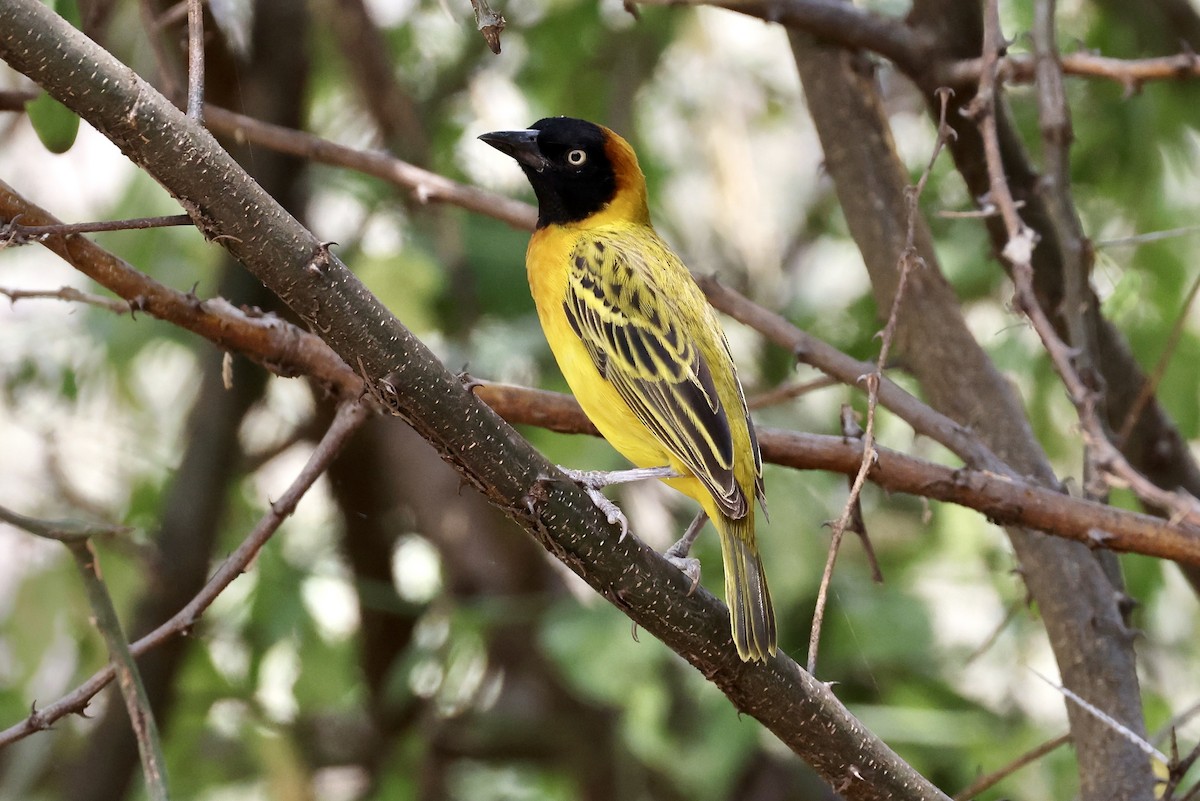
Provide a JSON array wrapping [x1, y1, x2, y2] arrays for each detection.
[[1, 0, 1200, 800]]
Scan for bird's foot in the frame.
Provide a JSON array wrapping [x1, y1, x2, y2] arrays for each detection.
[[557, 466, 680, 542], [664, 551, 702, 595], [665, 510, 709, 594]]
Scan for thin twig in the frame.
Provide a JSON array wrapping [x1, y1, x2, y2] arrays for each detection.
[[67, 539, 170, 800], [1095, 225, 1200, 249], [968, 0, 1200, 528], [963, 596, 1023, 666], [186, 0, 204, 121], [941, 50, 1200, 91], [155, 1, 190, 30], [1, 214, 193, 243], [838, 405, 882, 584], [1116, 269, 1200, 446], [806, 87, 955, 676], [1033, 0, 1109, 504], [203, 105, 537, 229], [0, 399, 369, 748], [0, 182, 361, 400], [746, 376, 837, 410], [1153, 698, 1200, 746], [952, 732, 1072, 800], [0, 505, 129, 543], [1, 284, 132, 314], [1029, 668, 1167, 765], [0, 506, 169, 799]]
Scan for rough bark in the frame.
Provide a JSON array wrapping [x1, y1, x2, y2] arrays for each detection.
[[0, 2, 949, 797], [789, 17, 1153, 800], [55, 1, 309, 798]]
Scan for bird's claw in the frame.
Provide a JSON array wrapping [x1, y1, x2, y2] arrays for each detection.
[[558, 467, 631, 540], [581, 484, 631, 541], [665, 553, 702, 595]]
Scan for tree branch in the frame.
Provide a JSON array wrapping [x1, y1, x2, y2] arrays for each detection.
[[788, 6, 1154, 796], [6, 160, 1197, 570], [0, 399, 370, 749], [0, 4, 949, 797]]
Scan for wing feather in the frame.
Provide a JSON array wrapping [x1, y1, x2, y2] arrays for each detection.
[[563, 235, 751, 518]]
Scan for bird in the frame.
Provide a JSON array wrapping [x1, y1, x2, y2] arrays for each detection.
[[479, 117, 776, 662]]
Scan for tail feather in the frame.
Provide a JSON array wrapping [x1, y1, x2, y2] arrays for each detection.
[[717, 514, 776, 662]]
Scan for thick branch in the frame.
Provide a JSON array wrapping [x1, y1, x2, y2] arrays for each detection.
[[8, 166, 1198, 569], [788, 12, 1153, 798], [636, 0, 928, 75], [0, 4, 947, 797]]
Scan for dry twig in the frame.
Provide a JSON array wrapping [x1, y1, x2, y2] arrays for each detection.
[[806, 87, 955, 675], [967, 0, 1200, 528], [953, 732, 1072, 801], [0, 399, 369, 748], [0, 507, 169, 800], [186, 0, 204, 120]]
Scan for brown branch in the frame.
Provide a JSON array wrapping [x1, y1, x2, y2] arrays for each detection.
[[967, 1, 1200, 529], [478, 383, 1200, 566], [7, 130, 1197, 570], [203, 105, 537, 230], [632, 0, 1200, 93], [0, 181, 361, 401], [1, 214, 193, 241], [1116, 270, 1200, 445], [0, 284, 132, 314], [953, 732, 1072, 801], [0, 399, 369, 748], [635, 0, 930, 77], [941, 50, 1200, 91], [162, 109, 1197, 539], [0, 507, 170, 799], [186, 0, 203, 120]]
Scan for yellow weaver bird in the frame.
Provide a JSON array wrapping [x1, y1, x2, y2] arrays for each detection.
[[480, 117, 776, 662]]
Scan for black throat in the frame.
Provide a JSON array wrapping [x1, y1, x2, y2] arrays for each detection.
[[521, 118, 618, 228]]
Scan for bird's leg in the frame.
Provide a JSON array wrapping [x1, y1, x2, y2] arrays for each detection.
[[557, 466, 680, 541], [665, 511, 708, 595]]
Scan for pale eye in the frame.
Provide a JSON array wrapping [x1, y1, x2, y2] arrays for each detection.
[[566, 149, 587, 166]]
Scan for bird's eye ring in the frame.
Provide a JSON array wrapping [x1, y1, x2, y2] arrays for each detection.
[[566, 149, 587, 166]]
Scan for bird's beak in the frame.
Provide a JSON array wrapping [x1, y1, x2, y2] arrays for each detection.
[[478, 129, 551, 171]]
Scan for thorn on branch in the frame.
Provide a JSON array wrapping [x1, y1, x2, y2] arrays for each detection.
[[839, 404, 864, 440], [458, 370, 485, 394], [306, 241, 337, 277], [470, 0, 506, 54]]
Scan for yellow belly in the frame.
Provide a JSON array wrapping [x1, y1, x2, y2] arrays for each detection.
[[526, 227, 702, 495]]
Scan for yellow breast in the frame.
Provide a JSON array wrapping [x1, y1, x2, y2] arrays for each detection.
[[527, 223, 675, 471]]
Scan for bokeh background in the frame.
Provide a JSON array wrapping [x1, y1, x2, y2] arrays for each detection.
[[2, 0, 1200, 798]]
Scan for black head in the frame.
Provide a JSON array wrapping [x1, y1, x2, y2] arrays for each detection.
[[479, 117, 618, 228]]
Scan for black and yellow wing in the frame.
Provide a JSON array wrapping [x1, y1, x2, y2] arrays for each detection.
[[562, 233, 763, 520]]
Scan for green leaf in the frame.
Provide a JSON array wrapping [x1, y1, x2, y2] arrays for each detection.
[[26, 92, 79, 154], [26, 0, 82, 152]]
